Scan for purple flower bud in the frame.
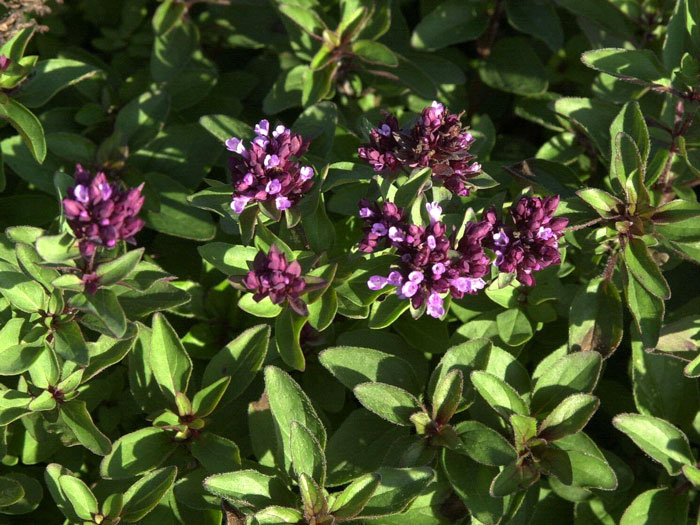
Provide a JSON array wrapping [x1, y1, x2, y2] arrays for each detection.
[[272, 125, 287, 138], [255, 119, 270, 136], [378, 124, 392, 137], [387, 271, 403, 286], [388, 226, 405, 242], [537, 226, 554, 240], [243, 173, 254, 186], [275, 196, 291, 210], [0, 55, 11, 73], [367, 275, 388, 290], [426, 202, 442, 224], [299, 166, 314, 181], [266, 179, 282, 195], [264, 154, 280, 168], [231, 196, 251, 214], [226, 137, 246, 154], [372, 223, 388, 236], [431, 100, 444, 116], [74, 184, 90, 203], [359, 207, 373, 218], [408, 271, 424, 284], [401, 281, 419, 298], [426, 292, 445, 318]]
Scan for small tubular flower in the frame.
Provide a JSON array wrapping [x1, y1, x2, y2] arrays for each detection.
[[62, 165, 145, 259], [238, 245, 309, 316], [358, 101, 481, 197], [357, 198, 408, 253], [227, 119, 313, 216], [484, 196, 568, 286]]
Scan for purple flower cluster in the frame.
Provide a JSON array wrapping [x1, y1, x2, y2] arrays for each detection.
[[358, 101, 481, 197], [62, 165, 145, 259], [227, 119, 314, 216], [484, 196, 568, 286], [357, 198, 406, 253], [241, 244, 309, 316], [364, 201, 491, 318], [0, 55, 11, 72]]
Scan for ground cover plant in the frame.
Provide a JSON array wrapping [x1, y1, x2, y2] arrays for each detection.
[[0, 0, 698, 523]]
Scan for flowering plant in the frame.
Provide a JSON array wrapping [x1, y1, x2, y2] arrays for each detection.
[[0, 1, 697, 524]]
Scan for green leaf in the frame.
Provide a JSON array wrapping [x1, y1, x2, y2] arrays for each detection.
[[620, 488, 689, 525], [53, 320, 89, 366], [278, 3, 325, 36], [568, 278, 623, 357], [489, 461, 539, 497], [198, 242, 258, 276], [479, 37, 548, 96], [152, 0, 186, 35], [394, 167, 431, 209], [58, 475, 98, 520], [554, 0, 636, 40], [16, 59, 101, 108], [0, 270, 46, 313], [203, 469, 294, 509], [329, 472, 380, 519], [299, 472, 328, 518], [0, 27, 33, 62], [275, 307, 307, 371], [72, 288, 127, 338], [538, 394, 599, 441], [101, 493, 123, 521], [624, 268, 664, 350], [581, 48, 670, 88], [121, 466, 177, 522], [45, 464, 81, 523], [199, 114, 253, 143], [100, 427, 178, 479], [576, 189, 624, 218], [471, 371, 529, 419], [291, 421, 326, 486], [150, 312, 192, 402], [505, 0, 563, 52], [319, 346, 420, 394], [427, 339, 492, 412], [239, 294, 283, 318], [432, 370, 463, 425], [454, 420, 517, 466], [95, 249, 144, 286], [496, 308, 533, 346], [624, 238, 670, 300], [307, 288, 337, 331], [368, 294, 410, 329], [0, 389, 31, 425], [35, 233, 80, 263], [613, 413, 694, 475], [144, 173, 216, 241], [60, 400, 112, 456], [357, 467, 435, 518], [609, 101, 650, 173], [410, 0, 488, 50], [202, 325, 269, 406], [265, 366, 326, 475], [553, 97, 618, 160], [192, 376, 230, 418], [353, 382, 422, 426], [0, 341, 43, 376], [190, 433, 241, 474], [114, 91, 170, 151], [530, 352, 602, 417], [351, 40, 398, 66], [0, 477, 23, 508], [301, 64, 335, 107]]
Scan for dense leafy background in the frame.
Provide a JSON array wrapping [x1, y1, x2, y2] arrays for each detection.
[[0, 0, 698, 523]]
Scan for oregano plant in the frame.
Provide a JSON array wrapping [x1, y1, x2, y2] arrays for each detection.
[[0, 0, 696, 523]]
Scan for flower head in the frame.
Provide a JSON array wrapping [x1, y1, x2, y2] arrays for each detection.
[[484, 196, 568, 286], [227, 119, 312, 216], [241, 245, 309, 316], [62, 165, 145, 258], [358, 102, 481, 197], [357, 199, 408, 253]]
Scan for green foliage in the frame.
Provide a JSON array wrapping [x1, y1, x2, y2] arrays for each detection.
[[0, 0, 695, 523]]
